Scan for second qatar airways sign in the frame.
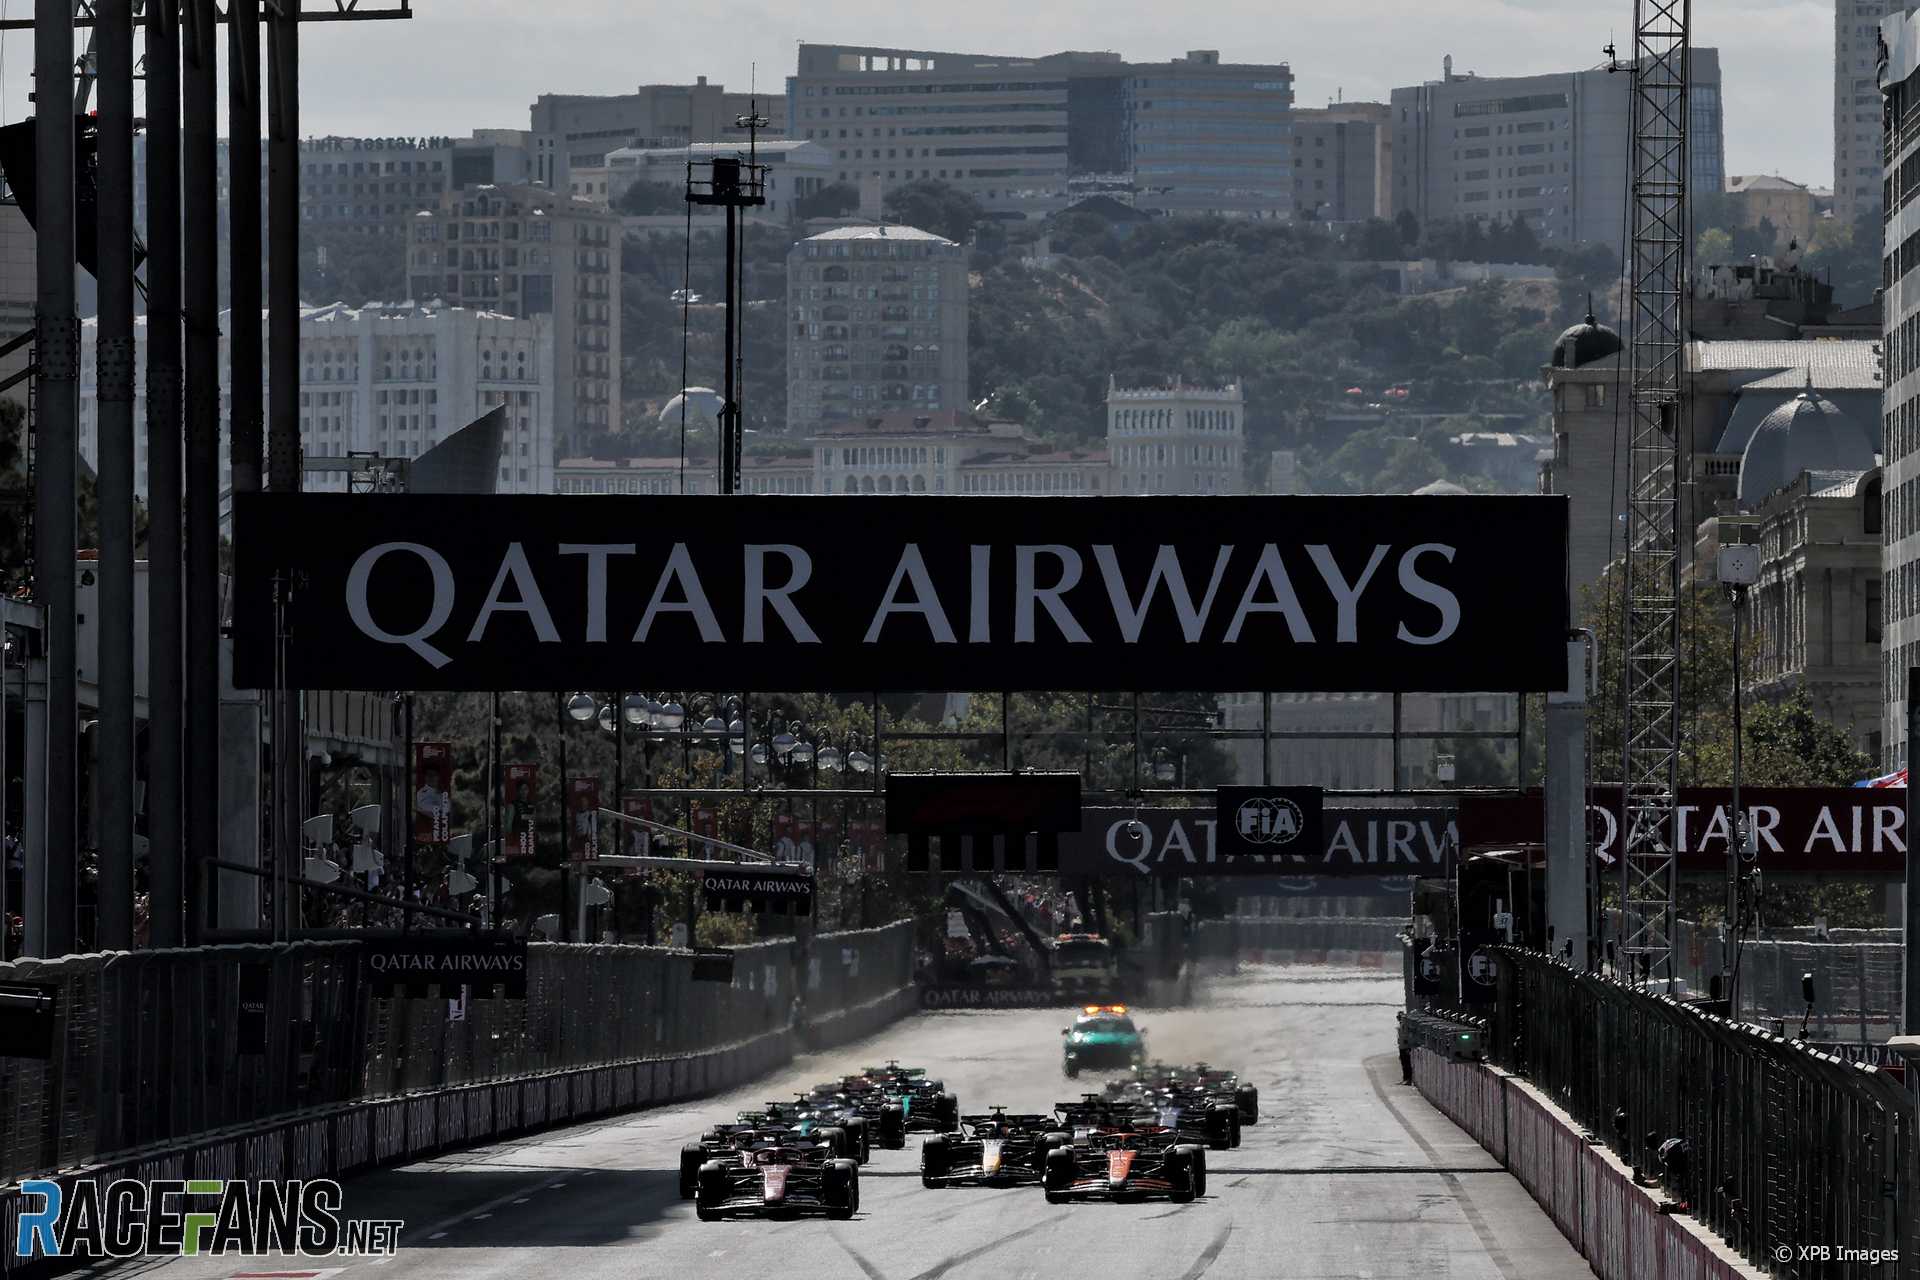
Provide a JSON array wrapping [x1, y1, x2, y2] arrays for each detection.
[[230, 494, 1568, 692]]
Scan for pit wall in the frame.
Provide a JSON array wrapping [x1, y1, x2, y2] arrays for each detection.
[[1413, 1048, 1765, 1280]]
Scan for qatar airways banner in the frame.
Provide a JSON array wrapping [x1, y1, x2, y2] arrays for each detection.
[[1457, 788, 1909, 877], [229, 494, 1569, 692], [1061, 806, 1457, 877]]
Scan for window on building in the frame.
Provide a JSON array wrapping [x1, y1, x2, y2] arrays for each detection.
[[1868, 578, 1884, 643]]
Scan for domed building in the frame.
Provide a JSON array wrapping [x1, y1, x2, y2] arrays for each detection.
[[1736, 383, 1876, 508], [1549, 311, 1623, 370], [658, 387, 723, 435]]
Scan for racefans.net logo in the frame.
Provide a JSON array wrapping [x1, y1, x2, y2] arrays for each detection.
[[12, 1178, 403, 1261]]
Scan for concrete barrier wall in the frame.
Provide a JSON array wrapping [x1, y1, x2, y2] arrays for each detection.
[[1413, 1049, 1764, 1280]]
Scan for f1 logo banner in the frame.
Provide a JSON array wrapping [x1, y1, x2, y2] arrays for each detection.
[[1217, 787, 1325, 858], [230, 494, 1570, 692]]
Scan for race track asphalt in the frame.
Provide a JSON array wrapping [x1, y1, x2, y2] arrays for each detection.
[[135, 964, 1595, 1280]]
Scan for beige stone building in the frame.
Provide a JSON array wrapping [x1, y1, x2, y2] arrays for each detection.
[[1724, 174, 1816, 244], [1106, 379, 1246, 494], [1739, 465, 1885, 758], [1542, 317, 1880, 596], [406, 183, 621, 456], [785, 224, 969, 436]]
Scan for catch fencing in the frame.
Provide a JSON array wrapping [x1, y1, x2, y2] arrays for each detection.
[[1607, 911, 1904, 1043], [1481, 949, 1918, 1280], [0, 921, 914, 1187]]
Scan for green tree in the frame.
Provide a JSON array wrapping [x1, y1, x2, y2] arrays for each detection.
[[1696, 226, 1734, 266], [882, 179, 985, 244], [613, 180, 685, 216], [300, 226, 406, 304], [796, 181, 859, 220]]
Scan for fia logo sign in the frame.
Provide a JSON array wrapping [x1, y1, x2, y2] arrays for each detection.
[[1235, 796, 1306, 847]]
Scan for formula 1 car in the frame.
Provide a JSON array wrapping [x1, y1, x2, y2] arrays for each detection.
[[679, 1108, 864, 1197], [1186, 1063, 1259, 1125], [920, 1109, 1072, 1187], [834, 1063, 959, 1146], [1042, 1128, 1205, 1204], [765, 1097, 873, 1162], [1060, 1088, 1238, 1153], [694, 1141, 860, 1221]]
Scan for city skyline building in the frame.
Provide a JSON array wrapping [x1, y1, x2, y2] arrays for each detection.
[[1390, 50, 1724, 247], [75, 302, 555, 500], [1837, 0, 1914, 226], [786, 43, 1294, 220], [785, 223, 970, 436], [406, 183, 622, 456], [530, 77, 789, 198], [1880, 9, 1920, 768]]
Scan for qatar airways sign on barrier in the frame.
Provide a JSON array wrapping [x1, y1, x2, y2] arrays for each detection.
[[230, 494, 1569, 692]]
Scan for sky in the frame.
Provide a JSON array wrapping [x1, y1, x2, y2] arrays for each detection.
[[0, 0, 1839, 188]]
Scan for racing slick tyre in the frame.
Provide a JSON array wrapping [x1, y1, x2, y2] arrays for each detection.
[[1063, 1061, 1080, 1080], [920, 1135, 949, 1188], [1166, 1148, 1198, 1204], [934, 1093, 960, 1129], [824, 1159, 860, 1220], [1043, 1148, 1076, 1205], [880, 1104, 907, 1149], [1206, 1108, 1235, 1151], [1175, 1151, 1205, 1205], [694, 1163, 728, 1222], [1230, 1114, 1243, 1149], [818, 1125, 854, 1162], [1038, 1130, 1072, 1155], [679, 1144, 708, 1200], [844, 1116, 871, 1163], [1236, 1086, 1259, 1125]]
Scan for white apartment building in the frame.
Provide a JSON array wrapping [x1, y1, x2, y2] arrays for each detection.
[[1391, 50, 1724, 247], [1840, 0, 1915, 225], [76, 302, 555, 499], [1881, 11, 1920, 766], [1106, 379, 1246, 494]]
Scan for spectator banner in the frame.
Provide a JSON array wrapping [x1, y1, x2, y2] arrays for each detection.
[[504, 764, 537, 860], [566, 776, 600, 862], [621, 795, 652, 858], [412, 741, 452, 846], [231, 494, 1571, 693]]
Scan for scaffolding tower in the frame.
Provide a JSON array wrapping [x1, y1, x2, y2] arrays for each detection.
[[1618, 0, 1690, 986]]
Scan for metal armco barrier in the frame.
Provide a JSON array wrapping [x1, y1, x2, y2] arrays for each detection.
[[0, 922, 915, 1189], [1460, 951, 1919, 1280]]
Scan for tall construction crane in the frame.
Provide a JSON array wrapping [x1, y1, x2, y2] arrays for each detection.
[[1617, 0, 1690, 986]]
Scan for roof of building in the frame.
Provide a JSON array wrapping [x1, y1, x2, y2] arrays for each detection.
[[609, 141, 819, 161], [813, 409, 1015, 438], [1715, 388, 1881, 457], [1691, 339, 1881, 388], [1551, 311, 1623, 370], [1413, 478, 1471, 496], [959, 448, 1108, 467], [1808, 469, 1873, 499], [1726, 174, 1810, 194], [1737, 386, 1878, 507], [658, 387, 722, 427], [802, 223, 955, 245]]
